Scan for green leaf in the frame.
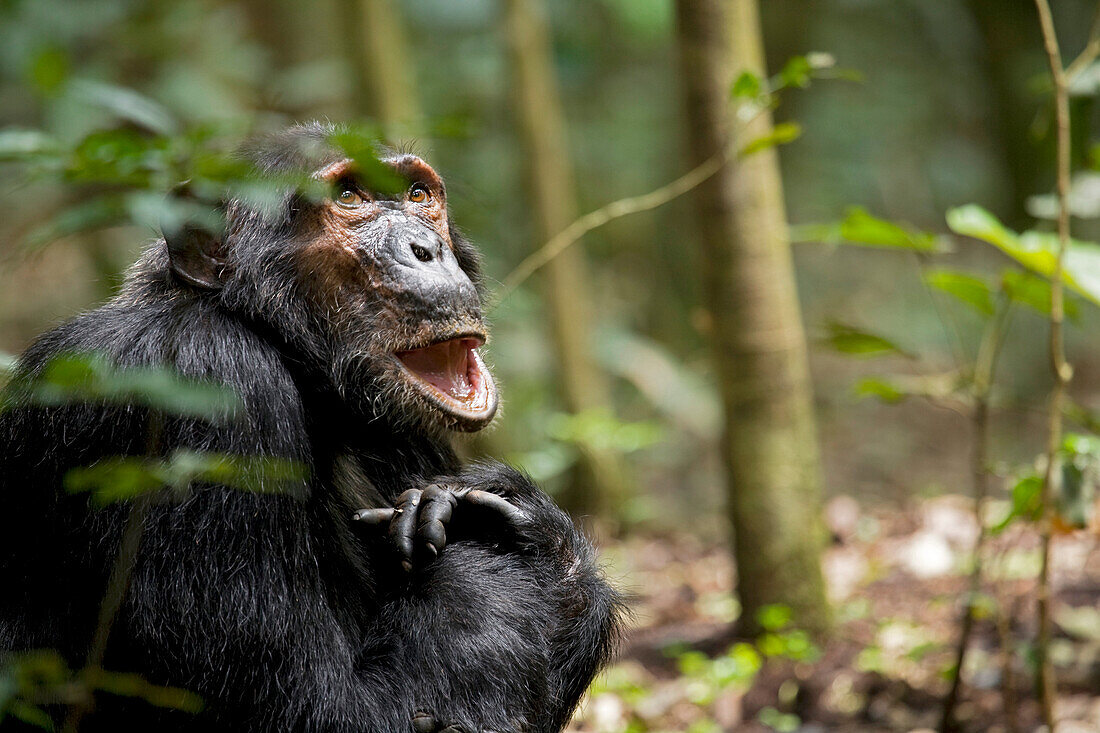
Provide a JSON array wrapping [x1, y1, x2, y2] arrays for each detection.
[[69, 80, 177, 135], [756, 604, 792, 632], [779, 56, 813, 89], [0, 128, 57, 162], [326, 126, 405, 195], [1058, 433, 1100, 530], [6, 701, 53, 730], [13, 353, 242, 420], [64, 450, 308, 505], [1001, 269, 1080, 321], [821, 321, 912, 358], [731, 71, 763, 99], [854, 377, 908, 403], [947, 205, 1100, 306], [792, 207, 942, 252], [739, 122, 801, 156], [924, 270, 994, 316], [27, 46, 69, 96], [991, 475, 1043, 533], [84, 669, 202, 712], [546, 408, 664, 454]]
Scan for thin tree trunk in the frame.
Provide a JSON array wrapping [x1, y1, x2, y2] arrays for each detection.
[[504, 0, 629, 519], [674, 0, 829, 634], [341, 0, 421, 140]]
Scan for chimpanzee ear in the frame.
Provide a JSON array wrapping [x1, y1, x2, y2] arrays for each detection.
[[165, 224, 228, 290], [162, 184, 229, 290]]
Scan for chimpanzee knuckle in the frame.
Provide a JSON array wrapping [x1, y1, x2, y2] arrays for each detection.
[[411, 712, 439, 733]]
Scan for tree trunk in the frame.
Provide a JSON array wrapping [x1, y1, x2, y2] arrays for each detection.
[[504, 0, 630, 519], [674, 0, 829, 635], [341, 0, 421, 140]]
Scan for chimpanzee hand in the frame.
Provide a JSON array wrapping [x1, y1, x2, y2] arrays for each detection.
[[352, 482, 530, 572]]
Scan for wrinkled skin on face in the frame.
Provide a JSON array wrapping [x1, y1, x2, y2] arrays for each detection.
[[292, 154, 498, 433], [161, 126, 499, 436]]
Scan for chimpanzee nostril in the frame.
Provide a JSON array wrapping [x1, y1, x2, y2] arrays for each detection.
[[410, 243, 433, 263]]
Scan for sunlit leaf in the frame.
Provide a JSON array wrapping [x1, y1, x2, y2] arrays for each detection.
[[64, 449, 308, 505], [756, 604, 792, 632], [779, 56, 813, 89], [739, 122, 801, 156], [947, 204, 1100, 306], [546, 408, 664, 454], [0, 128, 57, 161], [731, 70, 763, 99], [1001, 269, 1080, 321], [1055, 606, 1100, 642], [854, 377, 908, 403], [924, 270, 994, 316], [792, 207, 942, 252], [991, 475, 1043, 534], [821, 321, 913, 358], [855, 372, 963, 405]]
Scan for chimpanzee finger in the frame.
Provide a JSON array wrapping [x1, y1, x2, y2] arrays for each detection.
[[417, 485, 457, 559], [351, 507, 395, 525], [411, 712, 438, 733], [390, 489, 422, 572], [463, 490, 529, 531]]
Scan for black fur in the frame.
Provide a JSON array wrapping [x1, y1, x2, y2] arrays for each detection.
[[0, 123, 620, 732]]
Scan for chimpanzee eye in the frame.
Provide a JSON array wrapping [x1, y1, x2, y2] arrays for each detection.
[[408, 183, 431, 204], [336, 185, 363, 207]]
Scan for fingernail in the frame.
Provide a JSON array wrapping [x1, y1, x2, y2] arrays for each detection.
[[401, 560, 413, 573]]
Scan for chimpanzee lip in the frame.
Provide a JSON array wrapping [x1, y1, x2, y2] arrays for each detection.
[[392, 334, 498, 429]]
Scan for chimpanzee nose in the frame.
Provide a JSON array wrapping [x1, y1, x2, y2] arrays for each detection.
[[385, 224, 453, 274], [410, 242, 434, 263], [379, 218, 479, 315]]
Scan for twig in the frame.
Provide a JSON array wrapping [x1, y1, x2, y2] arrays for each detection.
[[61, 413, 163, 733], [997, 598, 1020, 733], [1065, 3, 1100, 84], [939, 300, 1013, 733], [1032, 1, 1074, 730], [487, 105, 768, 311], [913, 252, 969, 372]]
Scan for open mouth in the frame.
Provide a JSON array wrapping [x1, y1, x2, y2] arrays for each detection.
[[394, 336, 498, 428]]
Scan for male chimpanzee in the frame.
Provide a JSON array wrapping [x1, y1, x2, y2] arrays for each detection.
[[0, 123, 621, 733]]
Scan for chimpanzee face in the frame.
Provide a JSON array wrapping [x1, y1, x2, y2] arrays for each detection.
[[296, 154, 499, 432], [163, 133, 499, 434]]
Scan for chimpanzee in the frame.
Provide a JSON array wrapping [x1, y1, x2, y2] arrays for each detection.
[[0, 122, 621, 733]]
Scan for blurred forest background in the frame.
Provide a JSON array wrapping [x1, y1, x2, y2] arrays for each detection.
[[3, 0, 1100, 731]]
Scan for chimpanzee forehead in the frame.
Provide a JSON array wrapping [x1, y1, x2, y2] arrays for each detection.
[[315, 155, 444, 196]]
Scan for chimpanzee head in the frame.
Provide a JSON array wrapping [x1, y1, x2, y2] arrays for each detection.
[[160, 123, 498, 434]]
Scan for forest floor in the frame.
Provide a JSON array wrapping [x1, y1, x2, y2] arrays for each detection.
[[567, 494, 1100, 733]]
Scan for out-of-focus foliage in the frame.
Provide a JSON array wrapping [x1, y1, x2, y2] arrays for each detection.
[[1, 650, 203, 729]]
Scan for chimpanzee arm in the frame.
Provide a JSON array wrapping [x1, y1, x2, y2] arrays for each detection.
[[360, 462, 622, 732], [451, 462, 623, 730]]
